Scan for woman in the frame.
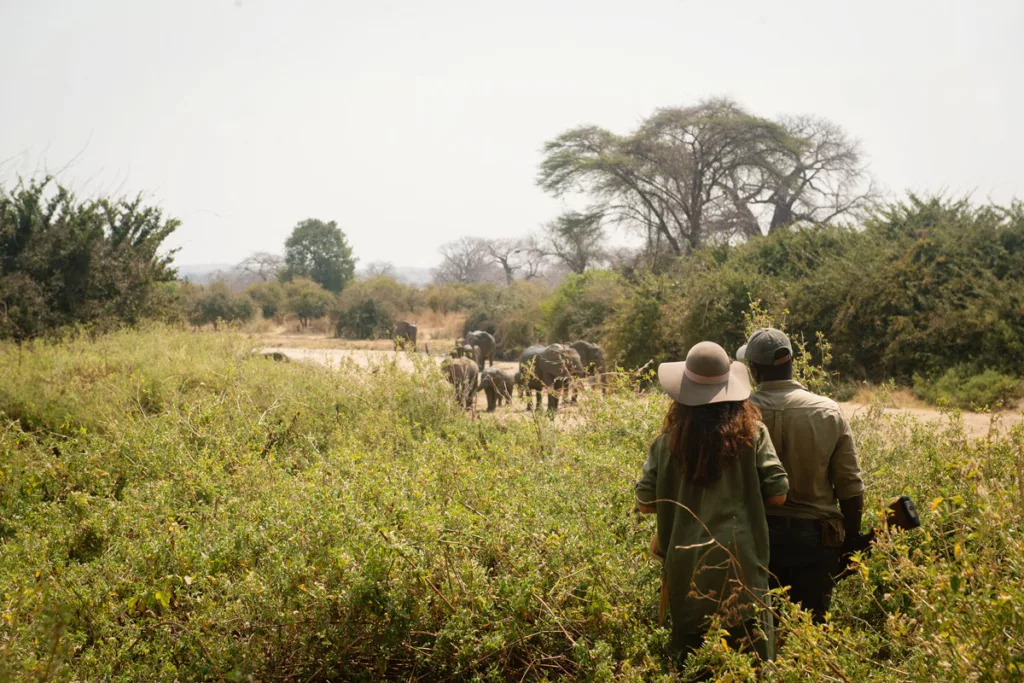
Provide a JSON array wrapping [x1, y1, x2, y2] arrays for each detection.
[[636, 341, 789, 661]]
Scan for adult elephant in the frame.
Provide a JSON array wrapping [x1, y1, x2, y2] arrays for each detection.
[[570, 340, 607, 391], [392, 321, 418, 351], [479, 367, 515, 412], [451, 342, 482, 367], [518, 343, 585, 412], [465, 330, 496, 367], [441, 357, 479, 410]]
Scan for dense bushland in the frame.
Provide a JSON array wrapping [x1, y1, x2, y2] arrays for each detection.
[[605, 196, 1024, 388], [0, 178, 178, 342], [1, 329, 1023, 680]]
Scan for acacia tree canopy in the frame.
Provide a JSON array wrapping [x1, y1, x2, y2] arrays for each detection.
[[537, 97, 874, 255]]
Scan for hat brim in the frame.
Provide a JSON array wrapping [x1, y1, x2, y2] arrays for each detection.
[[658, 360, 751, 406], [736, 344, 748, 361]]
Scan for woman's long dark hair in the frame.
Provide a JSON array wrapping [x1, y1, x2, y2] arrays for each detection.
[[662, 400, 761, 487]]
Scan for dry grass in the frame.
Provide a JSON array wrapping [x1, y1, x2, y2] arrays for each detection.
[[409, 310, 466, 341], [847, 383, 930, 409]]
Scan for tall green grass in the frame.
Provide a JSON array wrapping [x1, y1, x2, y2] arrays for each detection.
[[1, 328, 1022, 681]]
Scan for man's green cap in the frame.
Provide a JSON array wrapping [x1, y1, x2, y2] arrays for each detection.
[[737, 328, 793, 366]]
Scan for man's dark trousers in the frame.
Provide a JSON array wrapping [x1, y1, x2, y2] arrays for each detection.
[[767, 517, 841, 623]]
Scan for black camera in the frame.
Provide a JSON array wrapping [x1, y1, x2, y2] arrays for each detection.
[[886, 495, 921, 530]]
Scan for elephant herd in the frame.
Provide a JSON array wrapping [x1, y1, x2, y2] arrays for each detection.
[[439, 331, 607, 413]]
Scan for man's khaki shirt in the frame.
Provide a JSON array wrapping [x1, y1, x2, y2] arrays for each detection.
[[750, 380, 864, 521]]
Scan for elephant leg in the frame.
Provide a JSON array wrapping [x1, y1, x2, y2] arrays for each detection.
[[534, 390, 542, 411], [547, 392, 559, 412], [485, 387, 496, 412]]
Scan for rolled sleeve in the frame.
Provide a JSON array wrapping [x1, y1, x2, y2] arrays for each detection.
[[754, 423, 789, 499], [829, 412, 865, 500], [635, 439, 660, 506]]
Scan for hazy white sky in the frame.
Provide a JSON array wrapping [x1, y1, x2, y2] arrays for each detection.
[[1, 0, 1021, 268]]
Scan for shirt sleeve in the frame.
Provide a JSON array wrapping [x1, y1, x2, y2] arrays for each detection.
[[754, 422, 789, 498], [829, 410, 864, 500], [635, 437, 661, 505]]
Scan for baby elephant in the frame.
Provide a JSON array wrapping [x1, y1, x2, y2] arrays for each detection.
[[442, 357, 479, 410], [479, 367, 515, 412]]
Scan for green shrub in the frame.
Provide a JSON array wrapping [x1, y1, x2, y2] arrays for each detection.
[[542, 270, 624, 343], [0, 177, 179, 342], [913, 366, 1022, 409], [2, 328, 1024, 680], [246, 280, 285, 319], [462, 281, 548, 358], [187, 281, 254, 329], [283, 277, 334, 327], [334, 298, 394, 339]]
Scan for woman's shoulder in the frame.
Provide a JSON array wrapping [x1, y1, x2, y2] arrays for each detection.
[[649, 432, 670, 453], [753, 420, 771, 441]]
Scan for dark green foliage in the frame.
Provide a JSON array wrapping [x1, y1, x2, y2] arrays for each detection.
[[0, 177, 178, 342], [282, 218, 357, 293], [542, 270, 624, 343], [334, 298, 393, 339], [246, 280, 285, 319], [603, 196, 1024, 385], [460, 281, 547, 359], [332, 276, 424, 339], [913, 366, 1023, 410], [283, 278, 334, 327], [187, 282, 254, 329]]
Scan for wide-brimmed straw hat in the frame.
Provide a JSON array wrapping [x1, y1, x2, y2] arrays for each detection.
[[658, 341, 750, 406]]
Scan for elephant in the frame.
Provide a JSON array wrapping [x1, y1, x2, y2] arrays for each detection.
[[518, 343, 586, 411], [570, 340, 607, 391], [465, 330, 497, 367], [262, 351, 289, 362], [451, 342, 482, 367], [479, 367, 515, 412], [441, 357, 479, 410], [392, 321, 418, 351]]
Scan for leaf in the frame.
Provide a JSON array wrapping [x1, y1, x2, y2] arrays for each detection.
[[953, 543, 963, 561], [155, 590, 171, 609], [930, 497, 944, 512], [183, 575, 193, 586]]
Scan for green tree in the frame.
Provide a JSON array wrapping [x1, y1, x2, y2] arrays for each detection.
[[333, 299, 394, 340], [0, 177, 179, 340], [538, 98, 872, 252], [188, 282, 254, 329], [247, 280, 285, 319], [284, 278, 334, 327], [543, 210, 606, 274], [541, 270, 624, 342], [282, 219, 356, 293]]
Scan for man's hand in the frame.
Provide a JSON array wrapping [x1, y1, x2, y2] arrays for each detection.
[[839, 495, 864, 535]]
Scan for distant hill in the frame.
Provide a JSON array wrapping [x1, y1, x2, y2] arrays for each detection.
[[392, 266, 433, 285], [174, 263, 233, 284], [174, 263, 436, 287]]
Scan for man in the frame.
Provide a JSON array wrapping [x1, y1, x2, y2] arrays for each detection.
[[737, 328, 866, 623]]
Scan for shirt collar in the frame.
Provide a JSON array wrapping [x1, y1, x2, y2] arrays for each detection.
[[756, 379, 805, 392]]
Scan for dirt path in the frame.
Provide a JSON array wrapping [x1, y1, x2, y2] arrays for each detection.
[[838, 402, 1022, 439], [262, 346, 1024, 437]]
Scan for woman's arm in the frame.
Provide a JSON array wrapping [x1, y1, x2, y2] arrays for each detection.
[[754, 423, 789, 504], [635, 438, 661, 514]]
